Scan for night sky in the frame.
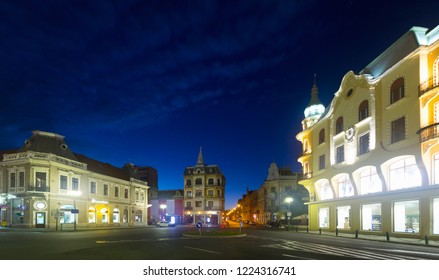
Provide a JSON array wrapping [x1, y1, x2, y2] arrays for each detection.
[[1, 0, 438, 209]]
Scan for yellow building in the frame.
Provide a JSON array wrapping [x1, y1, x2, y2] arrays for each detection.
[[183, 148, 225, 226], [0, 131, 149, 229], [296, 25, 439, 240]]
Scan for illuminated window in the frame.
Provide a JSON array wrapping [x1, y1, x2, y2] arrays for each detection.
[[336, 117, 344, 134], [390, 77, 405, 104], [434, 56, 439, 86], [319, 207, 329, 228], [101, 208, 108, 223], [35, 172, 47, 190], [123, 209, 128, 223], [389, 157, 421, 190], [88, 207, 96, 223], [319, 129, 325, 144], [315, 179, 333, 200], [362, 203, 382, 231], [336, 145, 344, 164], [391, 116, 405, 143], [358, 133, 370, 155], [359, 167, 382, 195], [337, 206, 350, 229], [434, 198, 439, 234], [336, 174, 354, 197], [358, 100, 369, 121], [135, 210, 142, 222], [60, 205, 75, 224], [393, 200, 419, 233], [113, 208, 120, 223]]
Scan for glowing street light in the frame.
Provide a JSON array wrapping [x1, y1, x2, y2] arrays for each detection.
[[285, 197, 293, 229]]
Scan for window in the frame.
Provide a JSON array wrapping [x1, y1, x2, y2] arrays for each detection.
[[113, 208, 120, 223], [435, 154, 439, 184], [359, 133, 370, 155], [336, 145, 344, 163], [90, 181, 97, 194], [103, 184, 109, 196], [362, 203, 382, 231], [186, 179, 192, 186], [336, 117, 344, 134], [315, 179, 333, 200], [101, 208, 108, 223], [88, 207, 96, 223], [319, 129, 325, 144], [434, 198, 439, 234], [390, 77, 405, 104], [271, 187, 276, 193], [9, 173, 16, 188], [207, 201, 214, 208], [337, 206, 351, 229], [187, 191, 192, 198], [207, 189, 214, 196], [217, 189, 221, 197], [217, 178, 221, 186], [60, 175, 68, 190], [35, 172, 47, 190], [72, 178, 79, 191], [389, 157, 422, 190], [124, 188, 129, 199], [391, 116, 405, 143], [359, 167, 382, 195], [319, 208, 330, 228], [140, 193, 144, 202], [195, 178, 202, 185], [394, 200, 419, 233], [195, 190, 202, 197], [19, 172, 25, 187], [195, 201, 202, 208], [135, 191, 139, 201], [114, 186, 119, 197], [319, 154, 325, 170], [359, 100, 369, 121], [208, 178, 214, 185], [186, 201, 192, 208], [336, 174, 354, 197]]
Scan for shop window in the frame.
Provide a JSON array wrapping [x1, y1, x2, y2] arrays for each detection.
[[135, 210, 142, 222], [88, 207, 96, 223], [101, 208, 108, 223], [337, 206, 351, 229], [434, 154, 439, 184], [358, 100, 369, 121], [393, 200, 419, 233], [60, 205, 75, 224], [391, 116, 405, 143], [359, 167, 382, 195], [362, 203, 382, 231], [123, 209, 128, 223], [319, 207, 329, 228], [434, 198, 439, 234], [113, 208, 120, 223], [390, 77, 405, 104], [389, 157, 421, 190]]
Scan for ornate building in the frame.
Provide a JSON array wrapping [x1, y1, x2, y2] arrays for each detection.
[[296, 25, 439, 240], [183, 148, 225, 226], [0, 131, 149, 228]]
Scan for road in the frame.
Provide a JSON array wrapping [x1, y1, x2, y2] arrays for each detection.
[[1, 225, 439, 260]]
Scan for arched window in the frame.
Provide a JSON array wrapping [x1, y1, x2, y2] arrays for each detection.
[[315, 179, 333, 200], [135, 210, 142, 222], [388, 157, 422, 190], [186, 179, 192, 186], [208, 178, 214, 185], [359, 167, 382, 195], [336, 117, 344, 134], [334, 174, 354, 198], [113, 208, 120, 223], [195, 178, 202, 185], [88, 207, 96, 223], [217, 178, 221, 186], [390, 77, 405, 104], [101, 208, 108, 223], [319, 129, 325, 144], [359, 100, 369, 121]]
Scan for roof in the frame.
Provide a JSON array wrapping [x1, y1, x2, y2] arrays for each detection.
[[74, 153, 134, 181]]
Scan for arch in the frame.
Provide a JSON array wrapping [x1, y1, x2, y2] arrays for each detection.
[[100, 207, 108, 223], [113, 208, 120, 223], [135, 210, 143, 222], [314, 179, 333, 200], [383, 156, 422, 190], [88, 207, 96, 223], [336, 116, 344, 134], [123, 209, 128, 223], [332, 173, 354, 198], [354, 166, 382, 195]]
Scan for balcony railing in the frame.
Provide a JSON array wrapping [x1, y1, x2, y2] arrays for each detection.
[[28, 186, 50, 192], [419, 76, 439, 97], [298, 172, 313, 180], [184, 206, 193, 210], [418, 122, 439, 142]]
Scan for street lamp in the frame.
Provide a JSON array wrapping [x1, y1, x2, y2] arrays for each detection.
[[159, 204, 167, 221], [285, 197, 293, 229]]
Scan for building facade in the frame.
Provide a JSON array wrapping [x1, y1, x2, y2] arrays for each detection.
[[0, 131, 149, 229], [183, 148, 225, 226], [149, 189, 184, 225], [296, 25, 439, 240]]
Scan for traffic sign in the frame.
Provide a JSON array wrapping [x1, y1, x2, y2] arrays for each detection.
[[196, 222, 202, 228], [71, 209, 79, 214]]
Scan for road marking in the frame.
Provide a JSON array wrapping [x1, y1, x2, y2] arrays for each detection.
[[282, 253, 313, 260], [184, 246, 221, 255], [96, 237, 188, 244], [369, 248, 439, 257]]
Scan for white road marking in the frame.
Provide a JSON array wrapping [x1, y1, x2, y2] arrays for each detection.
[[184, 246, 221, 255], [282, 253, 314, 260]]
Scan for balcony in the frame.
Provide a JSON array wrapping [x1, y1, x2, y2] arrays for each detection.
[[184, 206, 193, 211], [299, 172, 313, 180], [419, 76, 439, 97], [28, 186, 50, 192], [418, 123, 439, 142]]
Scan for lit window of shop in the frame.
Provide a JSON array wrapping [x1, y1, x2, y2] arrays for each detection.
[[315, 179, 333, 200], [362, 203, 382, 231], [337, 206, 351, 229], [335, 174, 354, 198], [60, 205, 75, 224], [135, 210, 142, 222], [101, 208, 108, 223], [434, 198, 439, 235], [319, 207, 329, 228], [389, 157, 422, 190], [359, 167, 382, 195], [123, 209, 128, 223], [113, 208, 120, 223], [88, 207, 96, 223], [394, 200, 419, 233]]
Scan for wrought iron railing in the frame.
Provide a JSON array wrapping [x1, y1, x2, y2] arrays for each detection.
[[419, 76, 439, 97], [418, 122, 439, 142]]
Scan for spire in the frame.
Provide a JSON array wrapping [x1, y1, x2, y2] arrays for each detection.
[[196, 146, 205, 166], [308, 73, 322, 107]]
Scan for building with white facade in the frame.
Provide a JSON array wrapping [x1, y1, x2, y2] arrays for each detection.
[[296, 25, 439, 240], [0, 131, 149, 229]]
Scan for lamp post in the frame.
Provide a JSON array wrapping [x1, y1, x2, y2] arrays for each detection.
[[159, 204, 167, 221], [285, 197, 293, 229]]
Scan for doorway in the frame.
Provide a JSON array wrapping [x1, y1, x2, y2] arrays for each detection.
[[36, 212, 46, 228]]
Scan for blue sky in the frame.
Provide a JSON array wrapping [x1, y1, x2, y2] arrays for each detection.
[[1, 0, 438, 209]]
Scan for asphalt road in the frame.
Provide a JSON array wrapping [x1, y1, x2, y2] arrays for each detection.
[[1, 225, 439, 260]]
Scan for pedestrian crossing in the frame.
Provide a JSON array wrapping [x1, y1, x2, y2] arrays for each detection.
[[261, 240, 427, 260]]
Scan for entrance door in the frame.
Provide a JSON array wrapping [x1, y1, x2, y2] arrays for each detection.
[[36, 212, 46, 228]]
